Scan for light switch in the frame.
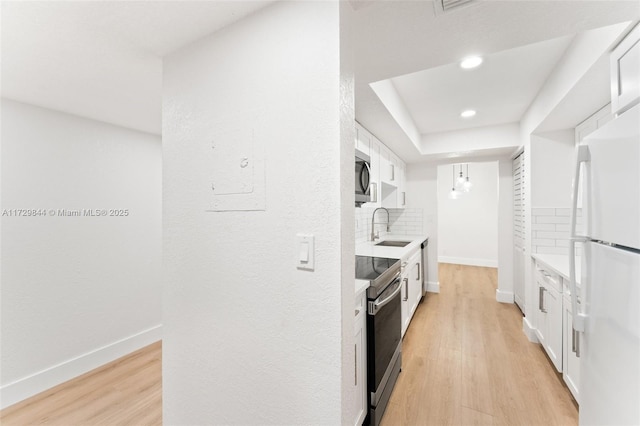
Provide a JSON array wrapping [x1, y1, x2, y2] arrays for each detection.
[[299, 242, 309, 262], [297, 234, 314, 271]]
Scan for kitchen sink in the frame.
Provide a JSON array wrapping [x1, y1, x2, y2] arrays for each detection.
[[375, 240, 411, 247]]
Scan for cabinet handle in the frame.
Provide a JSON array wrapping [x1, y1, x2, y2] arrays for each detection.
[[576, 330, 580, 358], [403, 278, 408, 301], [416, 263, 420, 280], [354, 343, 357, 386], [391, 164, 395, 181], [538, 287, 547, 313], [402, 192, 406, 206], [370, 182, 377, 203]]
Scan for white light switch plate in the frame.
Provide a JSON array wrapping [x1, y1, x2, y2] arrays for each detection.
[[296, 234, 314, 271]]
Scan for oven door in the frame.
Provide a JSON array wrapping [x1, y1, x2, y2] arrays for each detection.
[[367, 276, 402, 404]]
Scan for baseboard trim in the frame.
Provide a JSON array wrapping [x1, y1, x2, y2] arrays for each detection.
[[438, 256, 498, 268], [0, 325, 162, 410], [522, 317, 538, 343], [496, 289, 514, 304], [426, 281, 440, 293]]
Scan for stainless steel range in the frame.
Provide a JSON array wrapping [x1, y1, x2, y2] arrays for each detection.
[[355, 255, 402, 426]]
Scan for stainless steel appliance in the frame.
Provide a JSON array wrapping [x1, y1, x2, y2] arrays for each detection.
[[420, 238, 428, 298], [355, 255, 402, 426], [355, 149, 371, 207]]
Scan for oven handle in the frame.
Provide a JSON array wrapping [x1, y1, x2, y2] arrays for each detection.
[[368, 277, 401, 315]]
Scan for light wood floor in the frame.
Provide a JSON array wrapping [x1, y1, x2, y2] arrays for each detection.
[[381, 263, 578, 426], [0, 341, 162, 426], [1, 264, 577, 426]]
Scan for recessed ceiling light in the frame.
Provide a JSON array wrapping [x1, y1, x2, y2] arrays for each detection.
[[460, 56, 483, 69], [461, 110, 476, 118]]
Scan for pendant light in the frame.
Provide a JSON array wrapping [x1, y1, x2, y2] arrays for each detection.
[[463, 164, 473, 192], [456, 164, 466, 187], [449, 165, 460, 199]]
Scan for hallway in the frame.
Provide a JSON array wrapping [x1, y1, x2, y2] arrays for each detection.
[[381, 263, 578, 425]]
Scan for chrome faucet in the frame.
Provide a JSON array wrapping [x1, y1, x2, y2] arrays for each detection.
[[371, 207, 390, 241]]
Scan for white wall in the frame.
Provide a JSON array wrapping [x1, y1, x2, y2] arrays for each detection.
[[497, 159, 514, 303], [531, 130, 575, 208], [406, 164, 439, 292], [437, 162, 499, 268], [421, 123, 519, 157], [162, 2, 352, 424], [0, 99, 162, 408]]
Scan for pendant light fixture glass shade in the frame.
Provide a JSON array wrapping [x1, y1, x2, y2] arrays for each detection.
[[449, 165, 460, 199]]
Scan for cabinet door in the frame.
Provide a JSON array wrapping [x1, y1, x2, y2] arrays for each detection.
[[535, 279, 546, 345], [397, 161, 406, 208], [354, 322, 366, 425], [563, 299, 581, 403], [544, 285, 563, 372], [400, 274, 410, 337], [611, 23, 640, 114], [354, 292, 366, 426], [364, 138, 381, 208], [409, 252, 422, 317], [355, 124, 370, 157]]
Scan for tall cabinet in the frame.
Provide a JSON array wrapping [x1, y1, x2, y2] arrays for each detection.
[[513, 151, 526, 312]]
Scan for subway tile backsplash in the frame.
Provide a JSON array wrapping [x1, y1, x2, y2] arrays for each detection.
[[355, 207, 423, 243], [532, 207, 582, 256]]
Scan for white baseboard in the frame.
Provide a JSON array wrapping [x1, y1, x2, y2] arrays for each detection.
[[522, 317, 538, 343], [426, 281, 440, 293], [495, 289, 514, 304], [438, 256, 498, 268], [0, 325, 162, 410]]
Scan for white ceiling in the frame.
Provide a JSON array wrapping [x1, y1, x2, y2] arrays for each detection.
[[353, 1, 640, 162], [0, 1, 272, 135], [1, 0, 638, 159], [385, 35, 573, 135]]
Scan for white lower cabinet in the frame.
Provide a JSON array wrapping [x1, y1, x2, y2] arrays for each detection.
[[562, 288, 581, 403], [534, 263, 563, 372], [354, 291, 367, 426], [401, 249, 422, 337]]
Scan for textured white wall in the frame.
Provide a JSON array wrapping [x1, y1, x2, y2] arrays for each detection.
[[437, 162, 499, 267], [406, 164, 439, 291], [163, 2, 351, 424], [0, 99, 162, 407]]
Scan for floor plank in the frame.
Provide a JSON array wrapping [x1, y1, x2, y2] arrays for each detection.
[[0, 341, 162, 426], [381, 263, 579, 426]]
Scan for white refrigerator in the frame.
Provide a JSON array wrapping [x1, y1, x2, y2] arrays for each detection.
[[569, 103, 640, 425]]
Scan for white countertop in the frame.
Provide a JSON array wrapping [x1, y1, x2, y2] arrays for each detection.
[[354, 234, 428, 296], [531, 253, 581, 285], [355, 279, 369, 297], [355, 234, 428, 260]]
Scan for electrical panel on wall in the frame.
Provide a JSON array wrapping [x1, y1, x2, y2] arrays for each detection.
[[206, 122, 266, 212]]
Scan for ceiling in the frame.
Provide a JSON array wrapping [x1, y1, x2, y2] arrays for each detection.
[[0, 1, 272, 135], [382, 35, 573, 135], [353, 1, 640, 162], [1, 1, 638, 159]]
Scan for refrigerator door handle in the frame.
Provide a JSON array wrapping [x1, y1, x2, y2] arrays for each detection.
[[570, 144, 590, 334]]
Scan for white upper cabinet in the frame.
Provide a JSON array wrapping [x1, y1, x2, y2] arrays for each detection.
[[355, 125, 371, 157], [355, 121, 407, 209], [611, 23, 640, 115], [397, 160, 406, 208]]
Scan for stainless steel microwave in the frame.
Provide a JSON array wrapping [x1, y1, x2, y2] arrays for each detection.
[[355, 149, 371, 207]]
